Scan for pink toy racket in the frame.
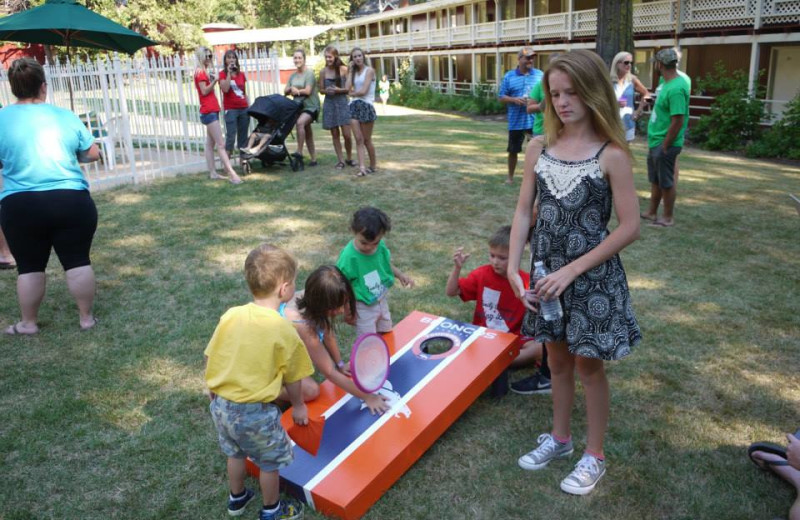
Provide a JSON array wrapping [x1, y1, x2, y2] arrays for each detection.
[[350, 333, 390, 394]]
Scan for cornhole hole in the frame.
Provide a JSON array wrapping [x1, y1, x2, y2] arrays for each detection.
[[246, 310, 520, 519]]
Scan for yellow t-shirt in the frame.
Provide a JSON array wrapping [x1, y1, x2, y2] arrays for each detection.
[[204, 303, 313, 403]]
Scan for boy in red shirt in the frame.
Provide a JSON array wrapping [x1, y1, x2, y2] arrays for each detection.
[[446, 225, 551, 394]]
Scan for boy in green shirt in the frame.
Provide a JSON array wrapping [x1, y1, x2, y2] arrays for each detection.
[[336, 207, 414, 337]]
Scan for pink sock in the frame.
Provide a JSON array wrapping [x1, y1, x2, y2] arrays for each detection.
[[552, 432, 571, 444], [585, 449, 604, 461]]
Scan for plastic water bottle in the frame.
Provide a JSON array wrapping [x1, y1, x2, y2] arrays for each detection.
[[531, 261, 563, 321]]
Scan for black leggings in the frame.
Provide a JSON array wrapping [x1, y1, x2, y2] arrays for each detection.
[[0, 189, 98, 274]]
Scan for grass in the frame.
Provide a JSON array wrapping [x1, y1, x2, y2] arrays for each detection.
[[1, 108, 799, 520]]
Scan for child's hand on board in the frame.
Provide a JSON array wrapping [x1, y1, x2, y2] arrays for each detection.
[[364, 393, 390, 415]]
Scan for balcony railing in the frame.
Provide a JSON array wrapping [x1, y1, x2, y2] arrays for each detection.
[[335, 0, 799, 55]]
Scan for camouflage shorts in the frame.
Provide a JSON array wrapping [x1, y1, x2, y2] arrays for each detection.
[[209, 396, 293, 472]]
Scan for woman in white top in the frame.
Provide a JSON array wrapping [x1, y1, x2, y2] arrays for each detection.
[[346, 48, 377, 178], [609, 51, 651, 142]]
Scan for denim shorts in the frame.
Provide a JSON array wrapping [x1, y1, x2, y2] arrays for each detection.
[[209, 396, 293, 472], [200, 112, 219, 125]]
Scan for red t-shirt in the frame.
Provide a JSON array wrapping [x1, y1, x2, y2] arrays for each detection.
[[458, 264, 530, 334], [218, 70, 248, 110], [194, 69, 220, 114]]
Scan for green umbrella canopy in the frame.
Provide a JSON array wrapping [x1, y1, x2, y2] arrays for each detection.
[[0, 0, 158, 55]]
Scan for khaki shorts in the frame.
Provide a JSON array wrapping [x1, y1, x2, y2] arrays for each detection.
[[209, 396, 293, 472], [355, 296, 392, 337]]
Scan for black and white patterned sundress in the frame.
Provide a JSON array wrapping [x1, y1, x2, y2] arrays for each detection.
[[520, 142, 642, 360], [322, 77, 352, 130]]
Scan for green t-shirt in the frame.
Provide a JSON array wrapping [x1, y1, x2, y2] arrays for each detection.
[[288, 69, 320, 113], [336, 240, 394, 305], [648, 75, 690, 148], [528, 81, 545, 135], [658, 69, 692, 92]]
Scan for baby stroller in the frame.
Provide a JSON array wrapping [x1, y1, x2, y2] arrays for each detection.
[[241, 94, 304, 174]]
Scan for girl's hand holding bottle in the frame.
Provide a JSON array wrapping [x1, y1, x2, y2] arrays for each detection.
[[533, 264, 578, 303]]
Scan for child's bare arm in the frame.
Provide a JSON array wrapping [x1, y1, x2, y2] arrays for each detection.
[[203, 355, 215, 401], [285, 379, 308, 425], [445, 247, 470, 297], [391, 262, 415, 288]]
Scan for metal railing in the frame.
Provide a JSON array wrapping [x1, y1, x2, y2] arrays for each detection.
[[335, 0, 800, 54]]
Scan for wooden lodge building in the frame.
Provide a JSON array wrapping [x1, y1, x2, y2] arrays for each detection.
[[327, 0, 800, 115]]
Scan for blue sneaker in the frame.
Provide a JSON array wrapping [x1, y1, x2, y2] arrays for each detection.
[[227, 488, 255, 516], [259, 498, 303, 520]]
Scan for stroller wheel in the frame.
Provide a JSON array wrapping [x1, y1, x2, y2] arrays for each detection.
[[242, 161, 251, 175]]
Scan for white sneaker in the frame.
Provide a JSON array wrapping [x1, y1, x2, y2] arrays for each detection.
[[560, 453, 606, 495], [518, 433, 574, 470]]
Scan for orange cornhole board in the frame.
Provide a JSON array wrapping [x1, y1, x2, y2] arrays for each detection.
[[246, 311, 520, 520]]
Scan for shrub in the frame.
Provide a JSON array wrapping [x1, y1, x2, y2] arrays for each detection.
[[746, 93, 800, 159], [691, 62, 766, 151], [386, 58, 504, 115]]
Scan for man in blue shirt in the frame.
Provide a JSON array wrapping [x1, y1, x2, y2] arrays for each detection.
[[498, 46, 543, 184]]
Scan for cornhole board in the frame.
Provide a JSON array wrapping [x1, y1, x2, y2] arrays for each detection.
[[246, 310, 520, 519]]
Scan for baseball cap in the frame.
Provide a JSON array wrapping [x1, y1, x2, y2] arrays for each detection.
[[653, 48, 679, 65], [519, 46, 535, 59]]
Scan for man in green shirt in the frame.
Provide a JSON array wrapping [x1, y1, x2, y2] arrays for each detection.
[[642, 48, 690, 228]]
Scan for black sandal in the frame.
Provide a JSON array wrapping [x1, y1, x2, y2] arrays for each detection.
[[308, 160, 318, 167], [747, 441, 789, 471], [335, 161, 345, 170], [345, 159, 356, 167], [354, 168, 368, 178]]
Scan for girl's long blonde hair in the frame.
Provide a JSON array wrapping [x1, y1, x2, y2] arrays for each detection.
[[542, 50, 628, 156], [609, 51, 633, 83]]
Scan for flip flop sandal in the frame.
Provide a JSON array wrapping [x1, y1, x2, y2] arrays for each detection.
[[748, 441, 789, 470], [80, 317, 98, 332], [4, 323, 38, 335], [335, 161, 345, 170]]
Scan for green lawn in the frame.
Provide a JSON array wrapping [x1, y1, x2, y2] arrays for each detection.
[[1, 109, 798, 520]]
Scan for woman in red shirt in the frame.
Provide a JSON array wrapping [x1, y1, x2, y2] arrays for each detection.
[[218, 50, 250, 163], [193, 46, 242, 184]]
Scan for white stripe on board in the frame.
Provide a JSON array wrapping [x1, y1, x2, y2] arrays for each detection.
[[305, 324, 487, 493]]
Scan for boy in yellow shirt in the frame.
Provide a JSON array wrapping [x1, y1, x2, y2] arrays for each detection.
[[205, 244, 313, 520]]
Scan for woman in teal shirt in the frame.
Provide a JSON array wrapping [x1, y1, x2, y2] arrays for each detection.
[[0, 58, 101, 335]]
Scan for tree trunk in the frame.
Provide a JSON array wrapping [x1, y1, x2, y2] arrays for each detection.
[[596, 0, 634, 68]]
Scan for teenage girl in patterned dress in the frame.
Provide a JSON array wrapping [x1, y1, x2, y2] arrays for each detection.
[[507, 49, 642, 496]]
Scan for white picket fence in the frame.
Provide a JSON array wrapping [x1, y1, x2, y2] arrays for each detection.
[[0, 49, 281, 190]]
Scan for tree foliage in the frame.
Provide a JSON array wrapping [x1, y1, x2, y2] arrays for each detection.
[[210, 0, 357, 29]]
